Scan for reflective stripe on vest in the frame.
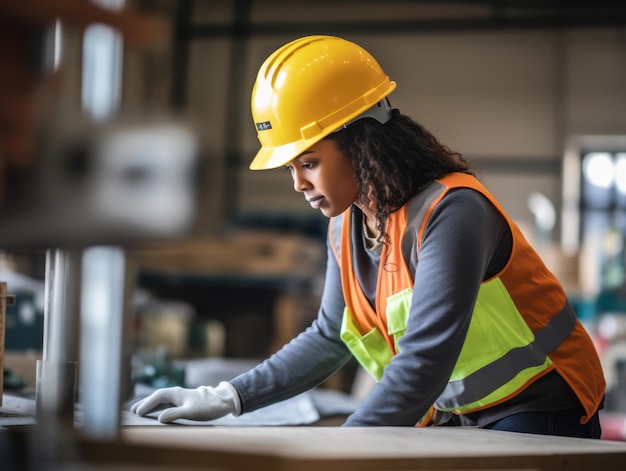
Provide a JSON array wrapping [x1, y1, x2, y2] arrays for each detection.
[[337, 276, 575, 412], [435, 279, 576, 412]]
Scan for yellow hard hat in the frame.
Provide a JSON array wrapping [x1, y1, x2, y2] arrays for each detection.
[[249, 35, 396, 170]]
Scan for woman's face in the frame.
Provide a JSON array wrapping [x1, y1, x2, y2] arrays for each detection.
[[285, 139, 359, 218]]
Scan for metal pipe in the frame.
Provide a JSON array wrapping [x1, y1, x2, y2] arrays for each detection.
[[79, 246, 132, 439], [36, 249, 81, 426]]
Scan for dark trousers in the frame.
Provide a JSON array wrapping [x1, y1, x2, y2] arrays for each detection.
[[482, 408, 602, 439]]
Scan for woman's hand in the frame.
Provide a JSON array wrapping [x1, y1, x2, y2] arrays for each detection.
[[130, 381, 240, 424]]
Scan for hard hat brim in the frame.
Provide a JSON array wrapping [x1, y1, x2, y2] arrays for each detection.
[[249, 136, 321, 170]]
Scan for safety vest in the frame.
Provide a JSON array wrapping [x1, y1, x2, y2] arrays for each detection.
[[329, 172, 605, 423]]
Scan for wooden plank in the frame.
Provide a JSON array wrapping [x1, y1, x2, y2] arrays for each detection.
[[116, 426, 626, 471]]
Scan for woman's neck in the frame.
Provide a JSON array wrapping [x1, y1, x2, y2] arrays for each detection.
[[364, 216, 378, 239], [356, 204, 379, 239]]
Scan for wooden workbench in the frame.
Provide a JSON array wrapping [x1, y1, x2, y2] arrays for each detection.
[[79, 426, 626, 470], [3, 392, 626, 470]]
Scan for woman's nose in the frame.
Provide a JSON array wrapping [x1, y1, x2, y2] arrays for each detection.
[[292, 171, 309, 193]]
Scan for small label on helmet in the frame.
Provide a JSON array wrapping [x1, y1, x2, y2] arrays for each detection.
[[256, 121, 272, 131]]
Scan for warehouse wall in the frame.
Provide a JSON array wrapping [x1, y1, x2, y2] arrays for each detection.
[[167, 1, 626, 247]]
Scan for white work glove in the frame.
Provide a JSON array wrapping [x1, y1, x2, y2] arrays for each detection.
[[130, 381, 241, 424]]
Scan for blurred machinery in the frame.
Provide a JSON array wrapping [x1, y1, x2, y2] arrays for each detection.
[[0, 1, 203, 467], [0, 118, 200, 248]]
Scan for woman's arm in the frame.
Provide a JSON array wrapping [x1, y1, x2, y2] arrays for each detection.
[[230, 236, 353, 413]]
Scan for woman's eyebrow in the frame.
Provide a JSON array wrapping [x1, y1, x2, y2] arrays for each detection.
[[293, 151, 314, 162]]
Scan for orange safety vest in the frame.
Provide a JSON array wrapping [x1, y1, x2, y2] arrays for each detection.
[[329, 172, 605, 423]]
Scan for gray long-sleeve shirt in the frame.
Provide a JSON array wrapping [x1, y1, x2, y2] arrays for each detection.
[[230, 187, 579, 426]]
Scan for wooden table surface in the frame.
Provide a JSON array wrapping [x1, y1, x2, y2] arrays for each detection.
[[4, 392, 626, 470], [107, 426, 626, 471]]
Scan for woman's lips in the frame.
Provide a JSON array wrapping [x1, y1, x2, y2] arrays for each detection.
[[307, 196, 324, 209]]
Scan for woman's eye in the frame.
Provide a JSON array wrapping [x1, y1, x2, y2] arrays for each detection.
[[284, 165, 293, 172]]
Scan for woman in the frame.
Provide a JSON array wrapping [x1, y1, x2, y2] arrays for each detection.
[[132, 35, 605, 437]]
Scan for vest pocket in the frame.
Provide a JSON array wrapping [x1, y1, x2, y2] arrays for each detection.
[[386, 288, 413, 354], [340, 307, 393, 381]]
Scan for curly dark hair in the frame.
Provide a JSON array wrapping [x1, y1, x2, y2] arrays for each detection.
[[326, 109, 474, 243]]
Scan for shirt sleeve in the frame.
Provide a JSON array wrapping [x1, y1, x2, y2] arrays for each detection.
[[344, 189, 510, 426], [230, 232, 352, 413]]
